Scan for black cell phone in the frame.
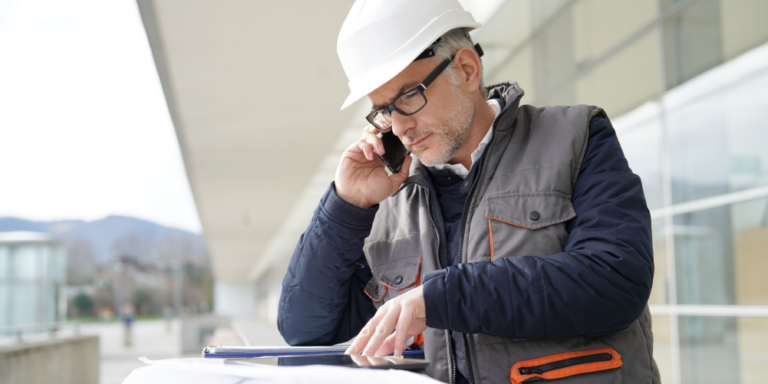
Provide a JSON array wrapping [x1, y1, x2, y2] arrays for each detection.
[[377, 130, 410, 174]]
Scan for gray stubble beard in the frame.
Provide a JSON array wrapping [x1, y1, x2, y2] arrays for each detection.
[[412, 82, 475, 167]]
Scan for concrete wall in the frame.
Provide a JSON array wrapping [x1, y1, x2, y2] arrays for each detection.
[[0, 335, 99, 384]]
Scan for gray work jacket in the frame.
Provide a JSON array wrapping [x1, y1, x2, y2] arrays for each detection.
[[362, 82, 660, 384]]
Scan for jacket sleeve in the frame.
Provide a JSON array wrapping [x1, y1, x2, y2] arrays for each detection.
[[422, 116, 654, 338], [278, 183, 377, 345]]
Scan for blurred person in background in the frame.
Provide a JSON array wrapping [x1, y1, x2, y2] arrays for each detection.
[[278, 1, 658, 383]]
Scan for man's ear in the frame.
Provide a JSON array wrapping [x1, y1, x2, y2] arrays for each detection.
[[454, 47, 482, 94]]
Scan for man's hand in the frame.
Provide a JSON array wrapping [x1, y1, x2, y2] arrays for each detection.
[[335, 125, 413, 208], [345, 285, 427, 357]]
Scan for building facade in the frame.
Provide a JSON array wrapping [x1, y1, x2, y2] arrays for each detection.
[[0, 232, 67, 334], [475, 0, 768, 383]]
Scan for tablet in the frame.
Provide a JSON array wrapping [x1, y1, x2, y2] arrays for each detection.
[[225, 353, 429, 371]]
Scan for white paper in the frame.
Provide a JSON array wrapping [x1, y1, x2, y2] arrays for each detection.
[[123, 357, 443, 384]]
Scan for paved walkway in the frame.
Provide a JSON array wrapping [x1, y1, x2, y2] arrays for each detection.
[[79, 319, 194, 384], [77, 317, 286, 384]]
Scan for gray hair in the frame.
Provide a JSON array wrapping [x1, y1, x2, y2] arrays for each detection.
[[431, 28, 487, 98]]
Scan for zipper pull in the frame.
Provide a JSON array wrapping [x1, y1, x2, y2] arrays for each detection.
[[518, 367, 543, 375]]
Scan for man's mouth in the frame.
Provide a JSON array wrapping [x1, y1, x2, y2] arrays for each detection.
[[409, 134, 431, 148]]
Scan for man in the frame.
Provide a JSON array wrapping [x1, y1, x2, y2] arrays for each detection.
[[278, 1, 659, 383]]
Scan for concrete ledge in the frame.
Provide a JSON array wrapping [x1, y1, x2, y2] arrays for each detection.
[[0, 335, 99, 384]]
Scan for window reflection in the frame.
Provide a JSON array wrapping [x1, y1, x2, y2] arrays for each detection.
[[674, 197, 768, 306], [615, 103, 664, 210], [663, 0, 723, 89], [649, 220, 668, 305], [679, 316, 740, 384], [667, 69, 768, 204], [679, 316, 768, 384], [652, 315, 674, 384]]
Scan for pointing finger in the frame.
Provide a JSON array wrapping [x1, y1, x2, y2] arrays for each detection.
[[374, 332, 398, 357], [346, 306, 387, 354], [364, 306, 400, 356], [393, 304, 414, 357]]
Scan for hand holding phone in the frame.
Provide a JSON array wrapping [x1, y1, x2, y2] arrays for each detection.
[[334, 126, 412, 209]]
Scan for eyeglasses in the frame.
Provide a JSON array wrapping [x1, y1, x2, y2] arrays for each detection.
[[366, 56, 454, 131]]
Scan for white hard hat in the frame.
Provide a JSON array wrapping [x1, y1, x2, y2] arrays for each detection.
[[337, 0, 482, 110]]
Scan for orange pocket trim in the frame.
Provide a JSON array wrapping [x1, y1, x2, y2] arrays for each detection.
[[487, 215, 535, 230], [509, 348, 622, 384], [363, 284, 387, 302], [407, 332, 424, 348], [380, 255, 423, 291], [488, 217, 495, 261]]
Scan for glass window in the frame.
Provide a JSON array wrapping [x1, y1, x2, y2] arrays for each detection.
[[737, 317, 768, 383], [652, 315, 674, 384], [731, 198, 768, 305], [41, 244, 65, 282], [0, 282, 8, 328], [12, 245, 38, 280], [674, 203, 736, 306], [663, 0, 723, 89], [40, 283, 56, 323], [667, 67, 768, 204], [11, 283, 36, 326], [679, 315, 740, 384], [0, 246, 8, 279], [614, 102, 664, 210], [649, 219, 668, 305], [674, 197, 768, 306], [679, 316, 768, 384]]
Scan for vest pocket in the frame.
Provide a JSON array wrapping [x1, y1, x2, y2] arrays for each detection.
[[363, 255, 423, 307], [485, 192, 576, 259], [509, 348, 622, 384], [486, 192, 576, 230]]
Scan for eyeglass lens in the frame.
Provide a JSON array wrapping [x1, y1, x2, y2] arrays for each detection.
[[369, 89, 427, 130]]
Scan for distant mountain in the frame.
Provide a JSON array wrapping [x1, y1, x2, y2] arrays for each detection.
[[0, 215, 206, 264]]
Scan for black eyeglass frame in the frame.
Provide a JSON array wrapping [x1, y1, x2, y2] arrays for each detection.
[[365, 56, 454, 131]]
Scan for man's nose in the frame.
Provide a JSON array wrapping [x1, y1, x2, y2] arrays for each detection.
[[390, 111, 416, 138]]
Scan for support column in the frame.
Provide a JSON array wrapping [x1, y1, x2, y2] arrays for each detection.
[[214, 281, 256, 317]]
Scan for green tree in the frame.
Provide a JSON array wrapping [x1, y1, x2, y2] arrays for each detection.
[[73, 293, 94, 317]]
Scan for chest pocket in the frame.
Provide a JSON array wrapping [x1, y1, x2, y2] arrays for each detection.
[[485, 192, 575, 259], [363, 255, 422, 308]]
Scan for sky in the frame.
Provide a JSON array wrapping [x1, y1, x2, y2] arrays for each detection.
[[0, 0, 201, 233]]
